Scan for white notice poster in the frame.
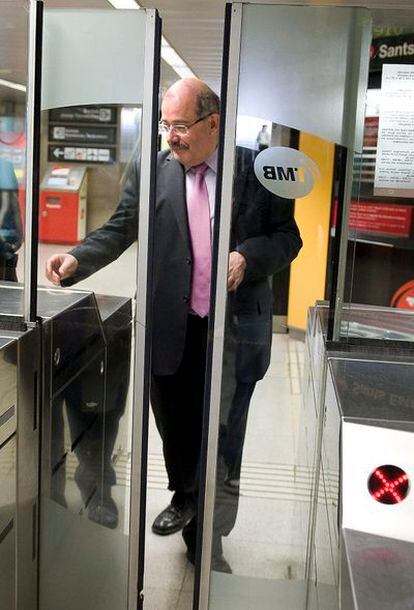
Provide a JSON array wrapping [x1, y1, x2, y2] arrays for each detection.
[[374, 64, 414, 198]]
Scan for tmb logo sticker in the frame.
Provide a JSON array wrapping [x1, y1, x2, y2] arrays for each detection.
[[254, 146, 320, 199]]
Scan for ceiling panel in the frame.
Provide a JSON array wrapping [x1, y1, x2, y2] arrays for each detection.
[[140, 0, 225, 92], [1, 0, 414, 105], [0, 0, 225, 103]]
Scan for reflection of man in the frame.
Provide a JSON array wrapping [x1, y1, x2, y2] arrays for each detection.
[[51, 309, 131, 530], [0, 158, 22, 281], [45, 79, 302, 569], [256, 123, 270, 151]]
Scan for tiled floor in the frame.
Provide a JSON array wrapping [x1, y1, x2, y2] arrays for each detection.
[[144, 334, 310, 609], [33, 243, 313, 610]]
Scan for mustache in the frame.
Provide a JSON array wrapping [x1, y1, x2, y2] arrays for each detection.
[[170, 142, 189, 151]]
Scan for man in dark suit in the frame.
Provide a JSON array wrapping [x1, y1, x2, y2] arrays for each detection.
[[46, 78, 302, 569]]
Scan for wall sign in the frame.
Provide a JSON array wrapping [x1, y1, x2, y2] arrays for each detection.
[[349, 201, 412, 237], [49, 125, 116, 145], [48, 106, 118, 165], [48, 145, 115, 164], [254, 146, 320, 199], [374, 65, 414, 198], [370, 34, 414, 72], [49, 106, 117, 124]]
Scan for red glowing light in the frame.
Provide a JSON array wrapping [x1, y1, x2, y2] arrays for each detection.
[[368, 465, 410, 505]]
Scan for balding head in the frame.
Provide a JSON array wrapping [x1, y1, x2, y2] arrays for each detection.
[[161, 79, 220, 167], [163, 79, 220, 118]]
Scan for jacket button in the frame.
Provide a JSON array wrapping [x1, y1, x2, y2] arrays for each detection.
[[186, 257, 192, 265], [183, 295, 189, 303]]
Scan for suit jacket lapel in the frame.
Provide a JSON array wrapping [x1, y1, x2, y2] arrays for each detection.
[[160, 153, 190, 248]]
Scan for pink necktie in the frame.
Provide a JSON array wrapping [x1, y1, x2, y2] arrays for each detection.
[[187, 163, 211, 317]]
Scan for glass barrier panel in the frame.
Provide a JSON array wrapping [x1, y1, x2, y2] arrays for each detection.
[[341, 9, 414, 344], [0, 2, 28, 608], [37, 8, 147, 610], [208, 4, 371, 610], [1, 1, 28, 295], [238, 5, 370, 150]]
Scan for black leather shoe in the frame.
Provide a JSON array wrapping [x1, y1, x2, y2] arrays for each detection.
[[185, 548, 232, 574], [88, 496, 119, 530], [224, 476, 240, 495], [212, 554, 232, 574], [185, 547, 196, 565], [152, 503, 195, 536]]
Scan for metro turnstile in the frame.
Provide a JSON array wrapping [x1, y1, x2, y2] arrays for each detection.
[[0, 283, 131, 610], [0, 312, 40, 610], [0, 335, 22, 610], [304, 303, 414, 610]]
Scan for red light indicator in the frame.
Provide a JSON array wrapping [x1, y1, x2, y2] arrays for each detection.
[[368, 465, 410, 505]]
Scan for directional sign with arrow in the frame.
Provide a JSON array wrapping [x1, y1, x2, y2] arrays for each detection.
[[48, 145, 115, 164]]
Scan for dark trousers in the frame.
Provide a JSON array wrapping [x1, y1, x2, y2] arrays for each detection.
[[51, 326, 131, 508], [0, 257, 17, 282], [220, 381, 256, 480], [150, 314, 258, 554], [150, 315, 208, 499]]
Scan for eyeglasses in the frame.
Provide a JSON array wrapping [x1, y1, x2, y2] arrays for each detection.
[[158, 113, 212, 136]]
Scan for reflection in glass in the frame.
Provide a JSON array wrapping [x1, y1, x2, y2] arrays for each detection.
[[0, 2, 27, 288], [209, 126, 305, 604], [50, 323, 131, 532], [0, 437, 16, 610], [209, 5, 414, 610], [38, 105, 137, 610], [0, 158, 22, 281], [207, 3, 376, 609], [342, 9, 414, 342], [37, 7, 147, 610]]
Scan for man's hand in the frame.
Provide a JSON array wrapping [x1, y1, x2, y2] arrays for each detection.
[[46, 253, 78, 286], [227, 251, 247, 292]]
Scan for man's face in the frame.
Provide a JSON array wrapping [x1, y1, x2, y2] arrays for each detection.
[[161, 91, 219, 167]]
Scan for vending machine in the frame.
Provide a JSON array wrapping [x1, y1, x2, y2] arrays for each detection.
[[39, 166, 87, 244]]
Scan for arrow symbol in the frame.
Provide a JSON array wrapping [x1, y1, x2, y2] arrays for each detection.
[[53, 148, 64, 159]]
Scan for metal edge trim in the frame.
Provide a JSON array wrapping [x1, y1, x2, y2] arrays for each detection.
[[332, 13, 371, 341], [305, 356, 327, 589], [197, 4, 243, 609], [24, 0, 43, 323], [128, 8, 160, 610]]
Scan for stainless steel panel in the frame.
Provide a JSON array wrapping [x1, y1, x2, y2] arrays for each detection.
[[300, 343, 321, 582], [0, 436, 15, 541], [306, 304, 414, 610], [329, 357, 414, 425], [49, 354, 105, 514], [16, 326, 40, 610], [0, 284, 105, 397], [0, 435, 16, 610], [39, 296, 129, 610], [0, 339, 17, 446], [321, 372, 340, 584], [312, 308, 328, 409], [341, 306, 414, 342], [342, 528, 414, 610], [47, 296, 104, 396], [0, 282, 94, 318], [314, 463, 337, 589]]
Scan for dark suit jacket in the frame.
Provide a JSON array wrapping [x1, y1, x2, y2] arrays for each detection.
[[64, 148, 302, 379]]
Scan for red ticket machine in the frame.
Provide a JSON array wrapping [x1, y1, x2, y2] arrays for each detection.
[[39, 166, 87, 244]]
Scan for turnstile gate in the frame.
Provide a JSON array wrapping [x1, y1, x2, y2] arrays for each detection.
[[0, 284, 131, 610]]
